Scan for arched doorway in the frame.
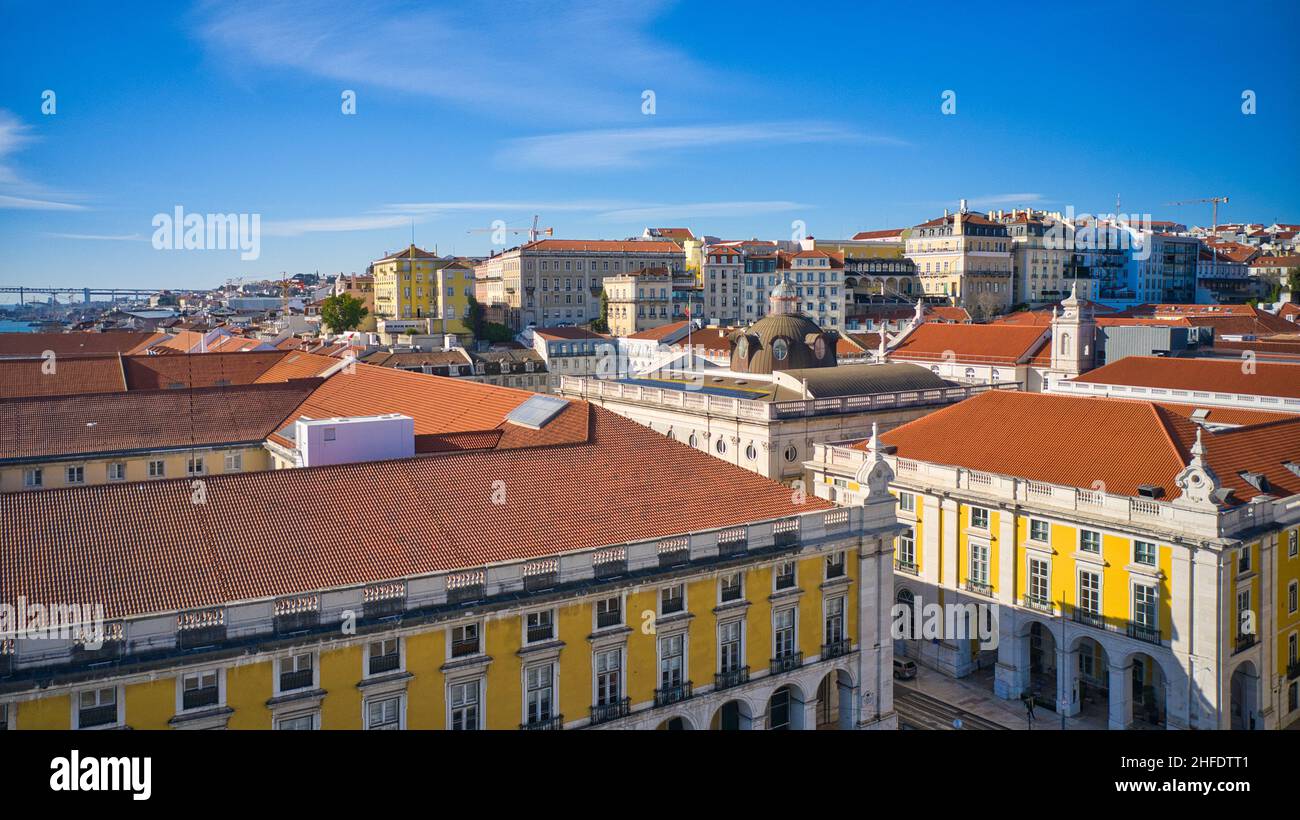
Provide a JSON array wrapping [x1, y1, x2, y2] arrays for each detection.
[[816, 669, 855, 729], [1230, 661, 1260, 730], [656, 715, 693, 730], [1026, 621, 1057, 710], [1072, 636, 1109, 723], [766, 684, 806, 730], [710, 700, 753, 730], [1129, 653, 1167, 729], [895, 588, 916, 659]]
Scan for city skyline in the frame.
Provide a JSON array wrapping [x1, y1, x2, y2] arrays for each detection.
[[1, 0, 1298, 294]]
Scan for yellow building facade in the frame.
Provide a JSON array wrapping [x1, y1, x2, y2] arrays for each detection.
[[1, 444, 269, 493], [371, 247, 474, 337]]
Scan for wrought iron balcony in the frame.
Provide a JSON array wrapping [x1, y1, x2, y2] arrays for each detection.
[[770, 651, 804, 675], [894, 558, 918, 576], [964, 579, 994, 597], [1072, 609, 1105, 630], [450, 638, 480, 658], [279, 669, 314, 692], [1125, 621, 1161, 645], [1288, 660, 1300, 681], [1235, 633, 1257, 654], [182, 687, 219, 711], [520, 714, 564, 730], [368, 653, 401, 675], [714, 666, 750, 691], [79, 705, 117, 728], [1022, 595, 1053, 614], [654, 681, 693, 707], [822, 639, 852, 659], [589, 698, 630, 725]]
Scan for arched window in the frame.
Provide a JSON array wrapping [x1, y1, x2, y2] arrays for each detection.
[[772, 338, 789, 361], [745, 443, 757, 461], [783, 444, 798, 462], [715, 438, 727, 455]]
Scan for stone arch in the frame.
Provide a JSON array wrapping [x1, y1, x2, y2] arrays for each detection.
[[655, 713, 695, 730], [709, 699, 754, 730], [1230, 659, 1261, 730], [763, 680, 810, 730]]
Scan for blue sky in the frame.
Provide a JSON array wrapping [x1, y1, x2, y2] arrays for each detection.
[[1, 0, 1297, 294]]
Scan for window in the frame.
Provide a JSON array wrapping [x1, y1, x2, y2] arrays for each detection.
[[279, 653, 313, 692], [148, 460, 165, 478], [970, 543, 989, 586], [451, 623, 480, 657], [186, 456, 204, 476], [720, 573, 743, 603], [783, 444, 798, 462], [718, 620, 743, 674], [773, 609, 796, 657], [78, 687, 117, 728], [181, 669, 219, 711], [366, 696, 401, 730], [1080, 529, 1101, 554], [525, 664, 555, 725], [775, 561, 796, 590], [1079, 571, 1101, 614], [659, 634, 685, 689], [1029, 519, 1049, 542], [896, 527, 915, 567], [368, 638, 400, 675], [715, 437, 727, 455], [745, 443, 757, 460], [1289, 581, 1298, 615], [323, 427, 337, 442], [107, 463, 126, 481], [65, 465, 85, 485], [1290, 529, 1299, 558], [449, 680, 481, 730], [824, 596, 845, 645], [826, 551, 846, 579], [1134, 540, 1156, 566], [1133, 584, 1157, 629], [23, 468, 41, 488], [661, 584, 684, 615], [277, 713, 317, 730], [224, 451, 243, 472], [526, 610, 554, 643], [897, 492, 915, 513], [1028, 558, 1049, 604], [969, 506, 989, 530], [1238, 547, 1251, 574], [595, 648, 622, 706], [595, 596, 621, 629]]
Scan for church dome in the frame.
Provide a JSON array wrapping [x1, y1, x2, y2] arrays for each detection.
[[730, 311, 836, 374]]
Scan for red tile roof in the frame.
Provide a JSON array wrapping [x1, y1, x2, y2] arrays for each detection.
[[865, 390, 1300, 506], [0, 404, 829, 620], [0, 381, 321, 462], [533, 327, 610, 341], [851, 228, 905, 241], [887, 323, 1049, 365], [1070, 355, 1300, 400], [522, 239, 683, 254], [123, 351, 288, 390], [627, 320, 690, 341], [0, 331, 161, 358], [254, 351, 348, 382], [0, 355, 127, 399]]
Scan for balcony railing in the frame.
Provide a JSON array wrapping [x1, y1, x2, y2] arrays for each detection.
[[1072, 609, 1105, 630], [79, 705, 117, 728], [894, 558, 918, 576], [279, 669, 314, 692], [1288, 660, 1300, 681], [450, 638, 480, 658], [1125, 621, 1161, 645], [1022, 595, 1053, 614], [1235, 633, 1257, 654], [520, 714, 564, 731], [368, 653, 401, 675], [182, 687, 220, 711], [770, 651, 804, 675], [822, 639, 852, 659], [715, 666, 750, 691], [654, 681, 693, 707], [964, 579, 994, 597], [590, 698, 631, 725]]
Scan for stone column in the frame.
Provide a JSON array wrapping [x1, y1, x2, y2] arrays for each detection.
[[1108, 662, 1132, 729], [994, 607, 1024, 699], [1058, 644, 1080, 717]]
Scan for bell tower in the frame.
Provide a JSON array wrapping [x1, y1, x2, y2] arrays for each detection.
[[1049, 282, 1096, 375]]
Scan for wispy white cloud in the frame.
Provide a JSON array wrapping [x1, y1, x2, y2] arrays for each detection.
[[596, 201, 808, 222], [498, 122, 898, 171], [0, 110, 87, 211], [193, 0, 716, 122], [262, 214, 415, 237], [43, 232, 146, 241]]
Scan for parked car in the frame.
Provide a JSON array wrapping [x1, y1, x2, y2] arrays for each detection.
[[893, 658, 917, 680]]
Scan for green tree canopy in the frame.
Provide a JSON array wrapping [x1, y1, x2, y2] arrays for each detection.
[[320, 293, 368, 333]]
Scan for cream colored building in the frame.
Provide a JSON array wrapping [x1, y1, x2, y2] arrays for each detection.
[[905, 202, 1013, 318]]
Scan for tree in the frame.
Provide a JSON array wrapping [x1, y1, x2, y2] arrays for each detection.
[[320, 293, 368, 333], [466, 295, 487, 339], [481, 322, 513, 343], [590, 288, 610, 333]]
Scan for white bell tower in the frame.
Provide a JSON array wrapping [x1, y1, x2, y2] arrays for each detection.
[[1049, 282, 1096, 375]]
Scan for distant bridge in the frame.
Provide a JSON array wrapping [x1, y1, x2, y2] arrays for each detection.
[[0, 287, 164, 305]]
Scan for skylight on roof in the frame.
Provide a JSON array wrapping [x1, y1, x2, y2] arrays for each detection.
[[506, 395, 569, 429]]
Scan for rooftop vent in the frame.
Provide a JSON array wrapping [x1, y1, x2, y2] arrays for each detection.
[[1238, 471, 1271, 493], [1284, 461, 1300, 478], [1191, 408, 1210, 421], [1137, 484, 1165, 499], [506, 394, 569, 430]]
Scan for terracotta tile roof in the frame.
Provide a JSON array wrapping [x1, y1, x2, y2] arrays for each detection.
[[1070, 355, 1300, 400], [887, 323, 1049, 365], [0, 355, 127, 399], [669, 327, 732, 354], [648, 228, 695, 240], [253, 351, 343, 382], [374, 244, 441, 263], [1250, 255, 1300, 268], [0, 331, 161, 359], [0, 404, 828, 620], [851, 228, 905, 240], [362, 350, 473, 369], [864, 390, 1300, 506], [927, 306, 972, 323], [533, 327, 609, 341], [627, 320, 690, 341], [123, 351, 287, 390], [522, 239, 683, 254], [0, 381, 321, 463]]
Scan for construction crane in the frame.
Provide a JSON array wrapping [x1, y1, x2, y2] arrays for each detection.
[[467, 214, 554, 243], [1165, 196, 1229, 231]]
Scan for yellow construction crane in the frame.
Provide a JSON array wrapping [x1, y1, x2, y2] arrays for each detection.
[[1165, 196, 1229, 231], [467, 214, 554, 243]]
